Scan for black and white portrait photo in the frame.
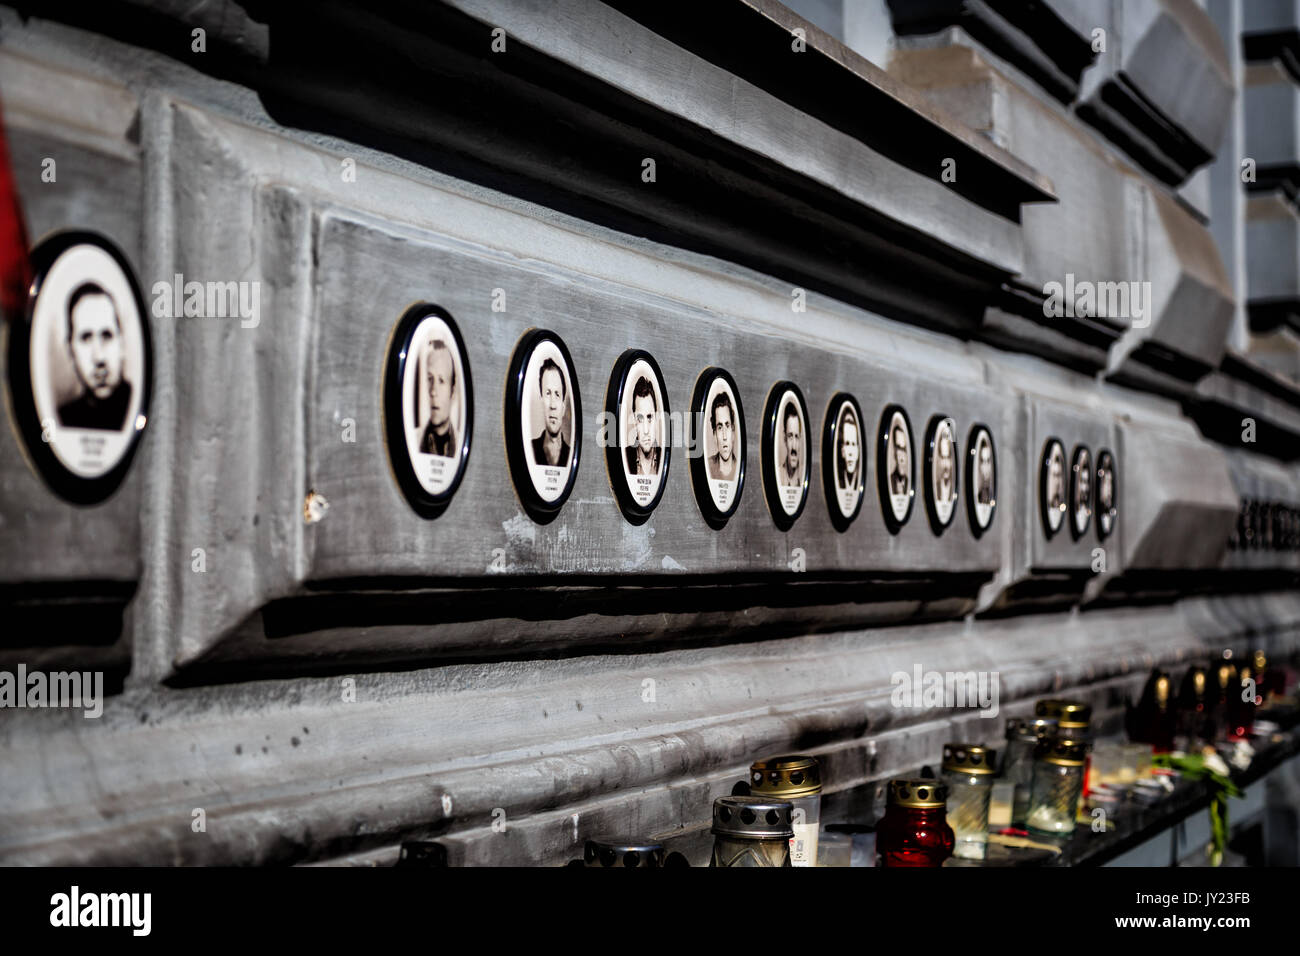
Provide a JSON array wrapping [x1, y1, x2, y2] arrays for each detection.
[[16, 234, 150, 500], [505, 329, 582, 518], [625, 373, 661, 479], [825, 394, 864, 525], [771, 386, 808, 518], [384, 305, 473, 516], [406, 313, 468, 491], [524, 340, 575, 500], [1096, 450, 1116, 539], [58, 282, 133, 431], [1041, 438, 1066, 536], [606, 350, 669, 518], [760, 382, 809, 528], [705, 377, 740, 509], [689, 368, 745, 525], [877, 406, 915, 529], [967, 425, 996, 534], [1070, 445, 1092, 538], [926, 416, 958, 530]]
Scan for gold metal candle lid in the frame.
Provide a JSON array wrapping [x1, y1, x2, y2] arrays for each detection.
[[1035, 736, 1087, 767], [887, 778, 948, 809], [749, 754, 822, 798], [1006, 716, 1058, 741], [1035, 699, 1091, 729], [712, 795, 795, 840], [942, 743, 997, 775]]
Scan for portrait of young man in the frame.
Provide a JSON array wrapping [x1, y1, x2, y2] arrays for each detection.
[[1074, 450, 1091, 528], [1097, 454, 1115, 535], [976, 435, 994, 505], [780, 399, 802, 486], [836, 406, 860, 492], [531, 356, 571, 468], [419, 337, 458, 458], [934, 423, 955, 507], [707, 389, 737, 482], [624, 374, 661, 476], [57, 281, 132, 431], [889, 418, 910, 497]]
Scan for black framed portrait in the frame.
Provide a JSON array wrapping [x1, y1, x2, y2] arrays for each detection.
[[6, 231, 152, 504], [877, 404, 915, 533], [822, 392, 865, 532], [1095, 449, 1116, 540], [923, 414, 959, 535], [383, 303, 473, 518], [605, 348, 670, 523], [505, 328, 581, 522], [1040, 437, 1066, 539], [965, 424, 997, 538], [761, 381, 810, 530], [1070, 444, 1092, 539], [689, 367, 745, 528]]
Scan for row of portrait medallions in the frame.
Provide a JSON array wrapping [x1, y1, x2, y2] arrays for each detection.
[[5, 233, 1114, 541], [390, 305, 1118, 539], [386, 304, 1019, 535]]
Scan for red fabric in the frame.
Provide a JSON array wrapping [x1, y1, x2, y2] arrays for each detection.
[[0, 93, 30, 321]]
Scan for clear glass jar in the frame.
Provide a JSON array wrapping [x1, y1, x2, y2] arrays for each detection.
[[941, 744, 996, 860], [709, 795, 794, 867], [749, 755, 821, 867], [1037, 699, 1092, 800], [1025, 737, 1087, 836], [1002, 717, 1057, 828], [786, 793, 821, 866]]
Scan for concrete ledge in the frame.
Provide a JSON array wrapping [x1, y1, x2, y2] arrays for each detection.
[[2, 592, 1297, 865]]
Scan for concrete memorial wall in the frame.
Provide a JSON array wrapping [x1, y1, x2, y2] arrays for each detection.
[[0, 0, 1297, 865]]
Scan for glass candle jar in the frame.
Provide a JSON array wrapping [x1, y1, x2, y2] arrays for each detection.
[[709, 795, 794, 867], [1228, 663, 1256, 741], [1176, 666, 1214, 748], [941, 743, 996, 860], [816, 830, 852, 867], [1213, 660, 1238, 744], [1025, 737, 1087, 837], [875, 778, 954, 868], [1003, 717, 1057, 828], [749, 754, 821, 867], [1037, 699, 1092, 797], [1131, 670, 1176, 752]]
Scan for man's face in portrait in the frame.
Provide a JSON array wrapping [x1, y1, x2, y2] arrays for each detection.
[[634, 391, 656, 455], [540, 365, 565, 439], [841, 419, 859, 477], [69, 292, 123, 400], [978, 441, 992, 489], [1078, 462, 1090, 506], [937, 430, 953, 491], [1049, 453, 1063, 504], [426, 342, 454, 435], [893, 424, 908, 480], [1100, 468, 1113, 507], [783, 410, 801, 477], [714, 402, 734, 463]]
